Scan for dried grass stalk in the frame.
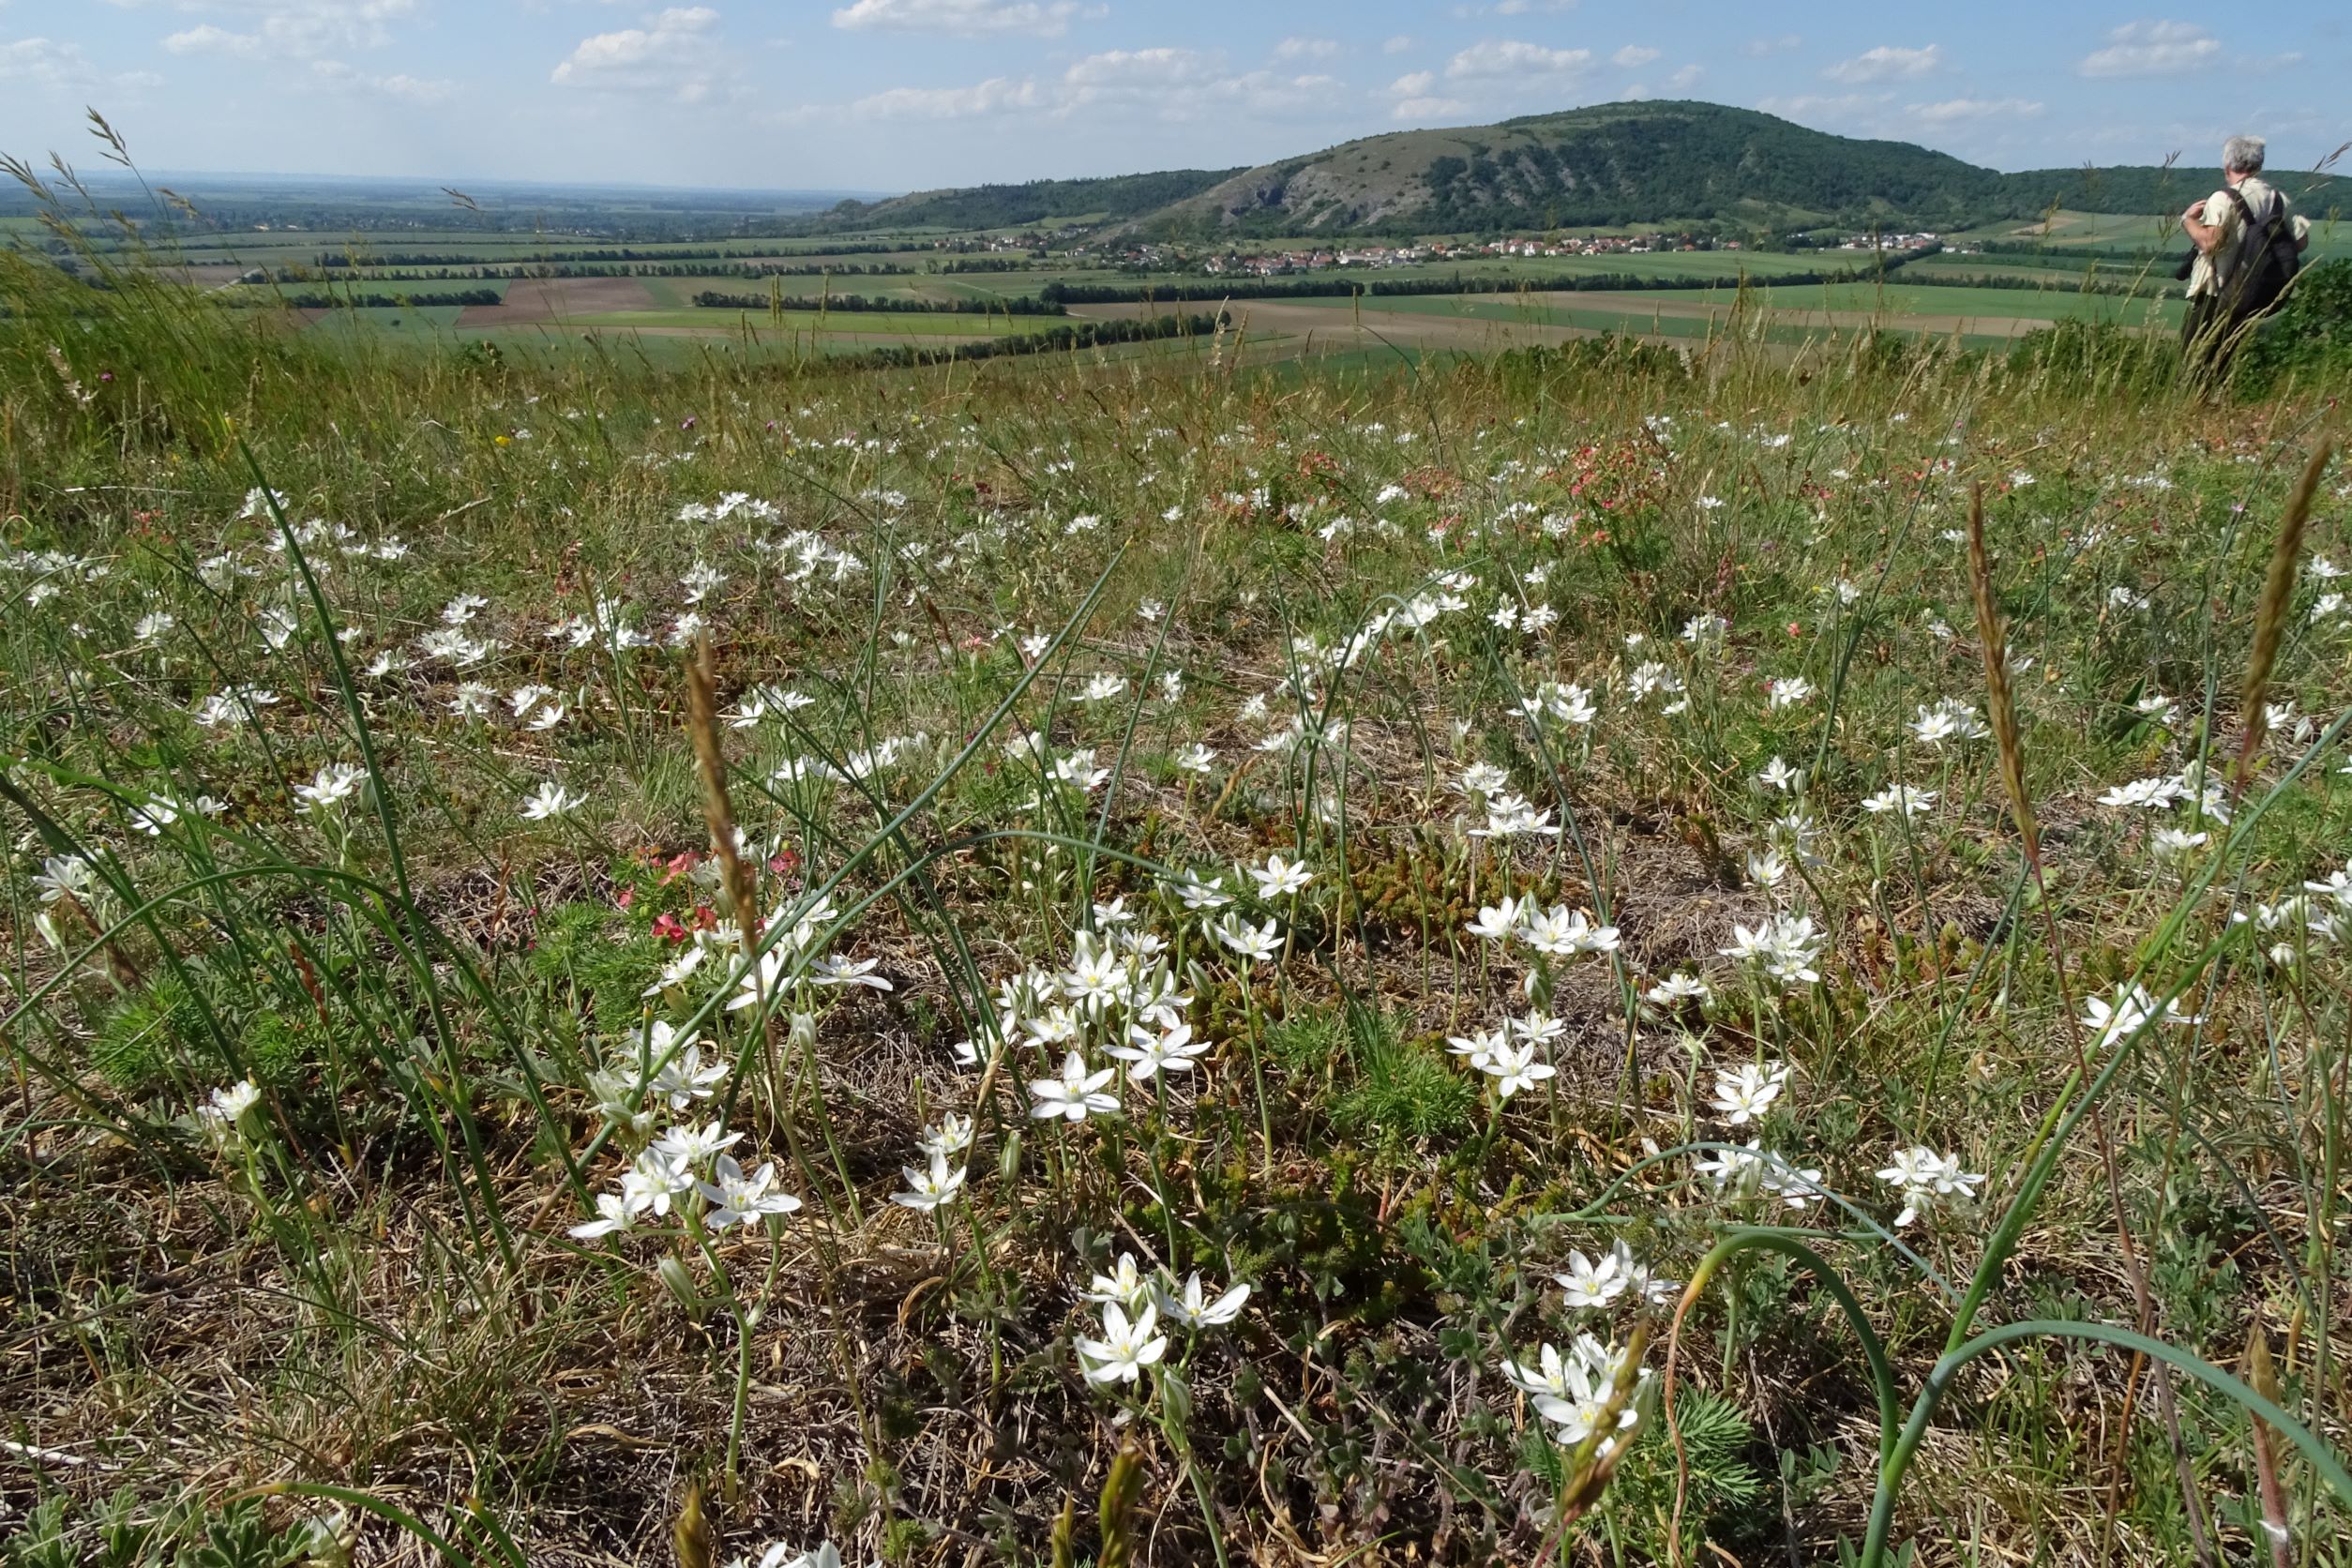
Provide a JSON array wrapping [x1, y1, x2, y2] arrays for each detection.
[[1967, 483, 2038, 865], [686, 633, 757, 940], [2246, 1325, 2294, 1568], [2233, 443, 2333, 795]]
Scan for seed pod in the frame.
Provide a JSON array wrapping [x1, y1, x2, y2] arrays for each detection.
[[672, 1482, 714, 1568]]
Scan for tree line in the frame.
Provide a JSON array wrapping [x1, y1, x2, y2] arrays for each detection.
[[692, 291, 1065, 315], [1907, 271, 2164, 299], [837, 311, 1226, 370], [253, 261, 929, 285], [224, 289, 503, 309], [1035, 254, 1923, 306], [311, 240, 941, 269]]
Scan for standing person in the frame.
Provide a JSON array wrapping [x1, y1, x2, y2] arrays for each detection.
[[2179, 134, 2311, 378]]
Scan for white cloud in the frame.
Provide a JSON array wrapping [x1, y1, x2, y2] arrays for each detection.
[[1058, 51, 1342, 120], [1382, 35, 1413, 55], [1394, 95, 1471, 123], [1666, 63, 1702, 91], [1756, 91, 1894, 126], [1908, 96, 2043, 126], [550, 7, 730, 102], [1062, 46, 1219, 98], [831, 0, 1089, 38], [1741, 34, 1802, 57], [0, 36, 92, 88], [153, 0, 416, 61], [2077, 21, 2222, 78], [164, 23, 261, 57], [1390, 69, 1435, 96], [853, 75, 1042, 118], [1443, 39, 1594, 82], [375, 70, 453, 102], [1274, 37, 1341, 63], [850, 47, 1344, 128], [1822, 43, 1943, 83], [309, 56, 454, 102], [1, 34, 168, 98], [1611, 45, 1658, 68]]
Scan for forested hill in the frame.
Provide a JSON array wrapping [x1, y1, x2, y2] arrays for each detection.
[[1996, 163, 2350, 217], [1159, 103, 1999, 234], [802, 101, 2348, 239], [809, 168, 1242, 233]]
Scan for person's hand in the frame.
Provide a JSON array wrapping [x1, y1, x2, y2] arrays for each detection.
[[2182, 202, 2205, 223]]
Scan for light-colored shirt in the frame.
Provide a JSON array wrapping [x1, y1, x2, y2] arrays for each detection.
[[2187, 175, 2312, 298]]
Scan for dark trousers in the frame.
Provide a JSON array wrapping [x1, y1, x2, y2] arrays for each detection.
[[2181, 291, 2271, 381]]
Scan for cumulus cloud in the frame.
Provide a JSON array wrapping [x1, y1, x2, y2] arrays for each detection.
[[1443, 39, 1594, 82], [845, 48, 1343, 125], [1062, 45, 1219, 98], [1611, 45, 1659, 68], [1756, 91, 1894, 127], [1058, 49, 1342, 119], [2, 35, 166, 95], [1822, 43, 1943, 83], [1385, 65, 1469, 123], [831, 0, 1091, 38], [852, 75, 1042, 117], [1741, 34, 1802, 57], [309, 57, 455, 102], [2076, 20, 2221, 77], [1274, 37, 1341, 63], [1908, 96, 2043, 126], [156, 0, 416, 60], [1393, 95, 1472, 123], [1382, 35, 1414, 55], [550, 7, 731, 102], [1666, 63, 1702, 91], [0, 36, 94, 88], [163, 24, 260, 58]]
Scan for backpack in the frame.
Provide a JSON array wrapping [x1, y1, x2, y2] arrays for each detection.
[[2217, 185, 2302, 319]]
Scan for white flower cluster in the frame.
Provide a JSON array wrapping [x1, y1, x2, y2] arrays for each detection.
[[1500, 1334, 1651, 1446], [1073, 1250, 1250, 1385]]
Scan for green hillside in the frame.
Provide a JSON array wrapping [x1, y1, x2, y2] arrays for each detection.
[[1995, 164, 2349, 218], [1157, 102, 2002, 234], [800, 101, 2352, 241], [813, 167, 1243, 233]]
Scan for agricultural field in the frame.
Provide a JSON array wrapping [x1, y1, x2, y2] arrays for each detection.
[[6, 200, 2352, 1568], [1161, 279, 2183, 357]]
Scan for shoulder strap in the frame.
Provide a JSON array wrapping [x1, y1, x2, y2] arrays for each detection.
[[2223, 187, 2293, 260]]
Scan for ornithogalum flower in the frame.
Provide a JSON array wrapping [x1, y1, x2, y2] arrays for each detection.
[[891, 1153, 968, 1213], [1212, 912, 1282, 965], [1109, 1021, 1208, 1081], [1875, 1146, 1986, 1228], [1709, 1062, 1789, 1124], [1083, 1253, 1155, 1313], [1481, 1040, 1555, 1099], [1029, 1050, 1120, 1123], [1158, 1273, 1251, 1329], [1251, 852, 1314, 899], [1075, 1301, 1168, 1385], [520, 780, 584, 821]]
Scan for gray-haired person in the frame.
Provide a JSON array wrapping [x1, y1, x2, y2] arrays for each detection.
[[2179, 134, 2310, 375]]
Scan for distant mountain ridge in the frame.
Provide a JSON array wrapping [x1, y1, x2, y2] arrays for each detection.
[[812, 101, 2347, 238]]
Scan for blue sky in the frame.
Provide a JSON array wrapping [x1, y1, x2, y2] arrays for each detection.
[[0, 2, 2344, 194]]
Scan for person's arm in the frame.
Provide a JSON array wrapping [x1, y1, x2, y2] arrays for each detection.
[[2181, 198, 2224, 253]]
